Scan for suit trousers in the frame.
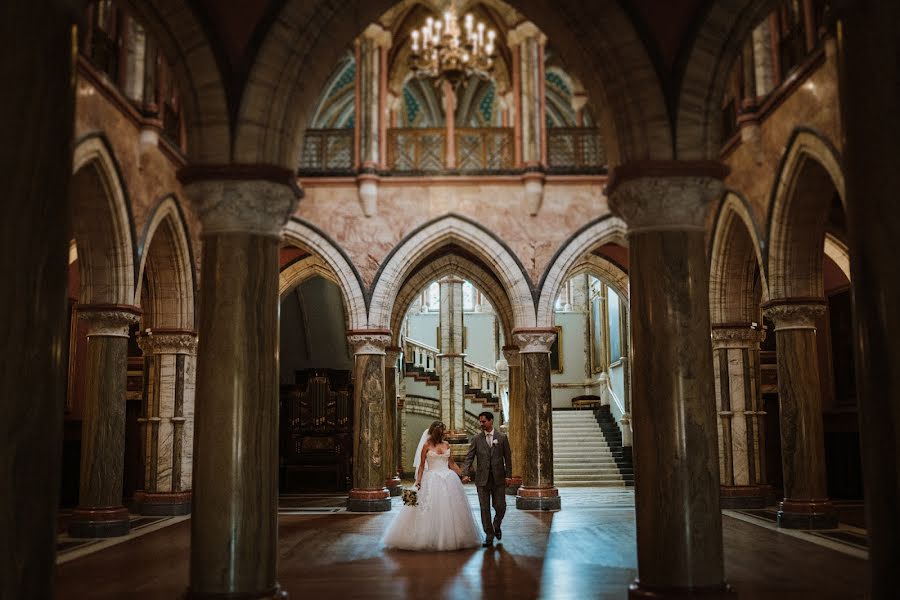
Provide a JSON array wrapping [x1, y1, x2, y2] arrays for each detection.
[[476, 470, 506, 539]]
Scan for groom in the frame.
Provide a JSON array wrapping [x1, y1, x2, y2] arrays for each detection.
[[462, 411, 511, 546]]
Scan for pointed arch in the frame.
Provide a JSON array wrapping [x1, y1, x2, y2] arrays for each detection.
[[282, 218, 368, 331], [564, 254, 630, 306], [136, 195, 196, 330], [536, 216, 628, 327], [709, 191, 768, 324], [368, 214, 535, 331], [71, 135, 137, 305], [280, 254, 340, 297], [767, 129, 845, 299]]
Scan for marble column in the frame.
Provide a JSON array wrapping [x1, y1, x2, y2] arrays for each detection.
[[69, 305, 141, 538], [354, 23, 391, 216], [513, 330, 560, 511], [347, 330, 392, 512], [0, 3, 77, 595], [438, 276, 467, 454], [608, 170, 732, 598], [135, 330, 198, 515], [508, 21, 547, 215], [711, 325, 771, 509], [762, 301, 837, 529], [182, 176, 299, 599], [838, 4, 900, 595], [503, 345, 524, 495], [384, 345, 402, 496]]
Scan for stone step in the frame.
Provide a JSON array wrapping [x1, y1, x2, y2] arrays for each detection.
[[555, 481, 627, 487], [555, 468, 623, 476]]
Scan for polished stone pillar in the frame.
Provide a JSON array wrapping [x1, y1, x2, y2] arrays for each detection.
[[438, 276, 467, 454], [183, 177, 298, 599], [347, 330, 392, 512], [0, 3, 77, 595], [69, 306, 141, 538], [762, 301, 837, 529], [503, 345, 524, 495], [609, 170, 732, 598], [712, 325, 771, 509], [838, 5, 900, 595], [384, 345, 402, 496], [513, 330, 560, 511], [135, 330, 197, 515], [354, 23, 391, 216]]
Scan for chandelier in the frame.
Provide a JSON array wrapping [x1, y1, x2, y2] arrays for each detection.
[[409, 2, 497, 87]]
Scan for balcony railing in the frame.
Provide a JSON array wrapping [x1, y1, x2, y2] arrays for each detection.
[[547, 127, 606, 172], [387, 128, 446, 172], [298, 128, 354, 174], [455, 128, 515, 172]]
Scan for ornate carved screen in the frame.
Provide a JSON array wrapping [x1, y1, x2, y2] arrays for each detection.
[[298, 129, 354, 174], [547, 128, 606, 172], [387, 128, 446, 172], [455, 128, 514, 172]]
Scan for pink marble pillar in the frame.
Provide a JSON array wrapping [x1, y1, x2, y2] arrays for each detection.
[[135, 330, 198, 515], [346, 330, 392, 512], [609, 167, 733, 598], [503, 345, 524, 495], [513, 329, 560, 511], [182, 175, 299, 599], [384, 345, 402, 497], [763, 300, 836, 529], [69, 305, 141, 538]]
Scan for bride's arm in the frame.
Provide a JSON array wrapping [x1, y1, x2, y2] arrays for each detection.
[[448, 453, 462, 476], [415, 443, 428, 488]]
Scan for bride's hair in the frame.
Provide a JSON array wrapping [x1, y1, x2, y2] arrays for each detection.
[[428, 421, 445, 446]]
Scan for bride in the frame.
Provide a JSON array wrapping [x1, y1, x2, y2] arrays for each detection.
[[383, 420, 483, 551]]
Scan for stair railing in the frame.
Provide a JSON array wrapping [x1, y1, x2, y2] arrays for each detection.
[[404, 338, 439, 373], [464, 361, 499, 397]]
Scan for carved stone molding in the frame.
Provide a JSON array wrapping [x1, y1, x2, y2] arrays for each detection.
[[384, 345, 402, 366], [711, 326, 766, 349], [501, 345, 521, 366], [607, 176, 725, 233], [78, 307, 141, 338], [137, 332, 198, 355], [763, 302, 826, 331], [512, 329, 556, 354], [184, 179, 300, 238], [347, 330, 392, 355]]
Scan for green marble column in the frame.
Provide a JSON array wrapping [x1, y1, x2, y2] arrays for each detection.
[[384, 345, 402, 496], [503, 346, 524, 494]]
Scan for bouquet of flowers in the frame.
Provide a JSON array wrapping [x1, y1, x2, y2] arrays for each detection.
[[402, 488, 418, 507]]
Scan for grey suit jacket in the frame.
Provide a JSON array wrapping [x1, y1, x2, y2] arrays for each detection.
[[462, 430, 512, 487]]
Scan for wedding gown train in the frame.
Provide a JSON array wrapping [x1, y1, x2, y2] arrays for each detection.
[[382, 449, 483, 551]]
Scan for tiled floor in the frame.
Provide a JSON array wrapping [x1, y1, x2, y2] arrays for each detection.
[[55, 488, 870, 599]]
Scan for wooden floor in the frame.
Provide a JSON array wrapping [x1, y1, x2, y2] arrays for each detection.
[[55, 489, 870, 599]]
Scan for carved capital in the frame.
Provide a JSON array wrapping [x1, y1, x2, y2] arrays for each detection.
[[711, 326, 766, 349], [347, 330, 392, 355], [512, 329, 556, 354], [185, 179, 300, 238], [78, 306, 141, 337], [763, 302, 826, 331], [501, 345, 521, 366], [608, 176, 724, 233], [384, 345, 402, 365], [137, 332, 198, 355], [507, 21, 547, 47]]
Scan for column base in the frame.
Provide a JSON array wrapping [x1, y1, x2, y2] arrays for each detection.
[[185, 583, 288, 599], [629, 581, 736, 599], [346, 488, 391, 512], [505, 476, 522, 496], [719, 484, 772, 509], [777, 498, 838, 529], [68, 506, 131, 538], [134, 491, 192, 516], [515, 486, 560, 511], [385, 477, 403, 497]]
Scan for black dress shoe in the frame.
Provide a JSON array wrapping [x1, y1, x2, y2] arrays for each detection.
[[482, 538, 493, 547], [495, 529, 502, 541]]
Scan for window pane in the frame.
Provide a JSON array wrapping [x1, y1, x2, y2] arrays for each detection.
[[608, 288, 622, 363]]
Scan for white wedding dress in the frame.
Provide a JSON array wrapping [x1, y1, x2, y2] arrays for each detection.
[[382, 449, 483, 551]]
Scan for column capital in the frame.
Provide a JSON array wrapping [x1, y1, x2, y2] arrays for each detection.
[[762, 299, 826, 331], [438, 275, 466, 285], [78, 304, 141, 337], [606, 161, 728, 233], [357, 23, 392, 48], [384, 345, 402, 365], [501, 345, 521, 366], [347, 329, 392, 355], [507, 21, 546, 47], [137, 330, 198, 355], [512, 328, 556, 353], [710, 324, 766, 349], [182, 177, 301, 238]]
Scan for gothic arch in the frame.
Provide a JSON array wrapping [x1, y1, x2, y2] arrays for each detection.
[[389, 254, 516, 346], [675, 0, 775, 159], [368, 215, 535, 331], [535, 216, 627, 327], [282, 218, 368, 331], [564, 254, 630, 306], [135, 195, 196, 330], [709, 191, 768, 324], [767, 129, 845, 299], [71, 135, 137, 305], [234, 0, 671, 168]]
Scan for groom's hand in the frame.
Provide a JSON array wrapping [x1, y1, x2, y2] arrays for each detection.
[[462, 476, 471, 483]]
